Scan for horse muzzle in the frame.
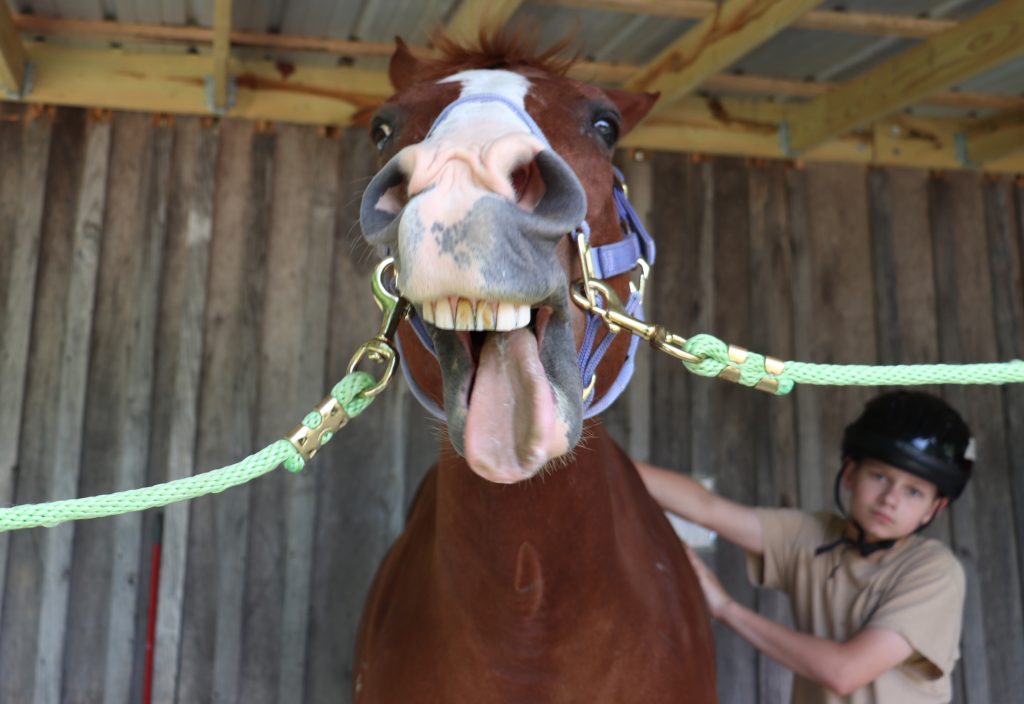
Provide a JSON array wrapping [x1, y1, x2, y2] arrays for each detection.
[[359, 142, 589, 483]]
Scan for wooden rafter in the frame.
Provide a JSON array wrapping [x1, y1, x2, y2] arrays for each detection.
[[785, 0, 1024, 154], [625, 0, 821, 113], [540, 0, 957, 38], [4, 43, 1023, 174], [212, 0, 232, 112], [702, 74, 1024, 113], [958, 110, 1024, 166], [446, 0, 524, 41], [11, 43, 391, 126], [0, 0, 26, 95]]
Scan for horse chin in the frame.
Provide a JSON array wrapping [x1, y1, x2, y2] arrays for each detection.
[[428, 298, 583, 483]]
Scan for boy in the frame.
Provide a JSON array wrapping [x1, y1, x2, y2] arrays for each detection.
[[638, 391, 973, 703]]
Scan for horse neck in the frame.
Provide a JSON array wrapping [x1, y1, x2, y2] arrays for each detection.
[[431, 420, 633, 587]]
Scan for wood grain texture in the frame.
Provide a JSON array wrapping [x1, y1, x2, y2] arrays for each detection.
[[707, 157, 757, 703], [746, 160, 797, 704], [65, 111, 169, 704], [0, 106, 52, 628], [0, 110, 110, 704], [141, 116, 217, 704], [175, 120, 271, 704]]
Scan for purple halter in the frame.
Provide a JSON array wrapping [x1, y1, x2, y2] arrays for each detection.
[[394, 92, 655, 420]]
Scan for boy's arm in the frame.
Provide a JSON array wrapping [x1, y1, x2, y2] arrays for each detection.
[[636, 462, 762, 554], [686, 545, 914, 695], [718, 598, 913, 695]]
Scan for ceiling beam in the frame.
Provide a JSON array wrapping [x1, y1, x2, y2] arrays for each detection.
[[0, 0, 27, 95], [542, 0, 957, 38], [7, 43, 391, 126], [958, 110, 1024, 166], [211, 0, 232, 112], [784, 0, 1024, 154], [3, 44, 1022, 174], [445, 0, 524, 42], [624, 0, 821, 113], [702, 73, 1024, 113]]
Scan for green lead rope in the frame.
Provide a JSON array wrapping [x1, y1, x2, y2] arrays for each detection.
[[681, 333, 1024, 394], [2, 335, 1024, 533], [0, 372, 376, 533]]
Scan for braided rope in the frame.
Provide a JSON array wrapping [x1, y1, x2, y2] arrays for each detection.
[[681, 333, 1024, 394], [0, 372, 376, 532]]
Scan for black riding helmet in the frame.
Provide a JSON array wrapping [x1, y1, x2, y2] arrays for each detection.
[[841, 391, 975, 500]]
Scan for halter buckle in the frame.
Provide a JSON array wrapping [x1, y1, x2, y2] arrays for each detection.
[[573, 230, 702, 364]]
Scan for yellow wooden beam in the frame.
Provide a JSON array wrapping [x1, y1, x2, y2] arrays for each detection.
[[958, 110, 1024, 166], [625, 0, 821, 113], [212, 0, 232, 112], [785, 0, 1024, 154], [540, 0, 957, 38], [446, 0, 524, 42], [624, 103, 1024, 173], [0, 0, 27, 95], [3, 43, 1022, 174], [7, 43, 391, 126]]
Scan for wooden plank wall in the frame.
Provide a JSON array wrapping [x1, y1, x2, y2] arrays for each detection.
[[0, 104, 1021, 704]]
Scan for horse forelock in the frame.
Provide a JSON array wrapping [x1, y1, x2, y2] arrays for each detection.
[[414, 27, 579, 84]]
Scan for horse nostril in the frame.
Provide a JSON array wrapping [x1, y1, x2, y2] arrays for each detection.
[[510, 159, 546, 213], [376, 181, 409, 216]]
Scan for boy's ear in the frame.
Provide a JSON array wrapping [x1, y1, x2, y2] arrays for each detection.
[[840, 458, 858, 488]]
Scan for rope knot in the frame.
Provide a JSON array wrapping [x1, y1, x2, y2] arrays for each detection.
[[682, 334, 794, 394], [681, 334, 730, 378]]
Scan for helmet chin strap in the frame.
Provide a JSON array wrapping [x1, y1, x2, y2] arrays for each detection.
[[395, 92, 655, 421]]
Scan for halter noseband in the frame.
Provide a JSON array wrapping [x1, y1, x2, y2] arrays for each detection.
[[394, 92, 656, 420]]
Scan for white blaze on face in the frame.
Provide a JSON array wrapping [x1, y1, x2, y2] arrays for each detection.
[[435, 69, 534, 141], [398, 70, 546, 220]]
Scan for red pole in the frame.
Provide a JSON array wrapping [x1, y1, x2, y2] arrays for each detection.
[[142, 516, 163, 704]]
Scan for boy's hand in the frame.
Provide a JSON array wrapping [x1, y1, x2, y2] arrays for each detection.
[[683, 544, 733, 619]]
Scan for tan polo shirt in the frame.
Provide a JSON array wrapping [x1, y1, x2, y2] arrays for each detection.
[[747, 509, 966, 704]]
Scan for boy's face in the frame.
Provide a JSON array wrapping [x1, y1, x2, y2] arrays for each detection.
[[843, 458, 948, 544]]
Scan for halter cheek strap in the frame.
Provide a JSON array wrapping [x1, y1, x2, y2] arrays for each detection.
[[396, 92, 655, 420]]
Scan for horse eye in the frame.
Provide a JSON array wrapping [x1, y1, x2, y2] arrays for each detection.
[[371, 121, 393, 151], [592, 116, 619, 147]]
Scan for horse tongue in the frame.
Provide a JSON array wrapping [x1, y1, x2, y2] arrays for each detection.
[[463, 328, 562, 483]]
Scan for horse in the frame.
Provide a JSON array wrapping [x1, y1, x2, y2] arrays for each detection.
[[354, 30, 718, 703]]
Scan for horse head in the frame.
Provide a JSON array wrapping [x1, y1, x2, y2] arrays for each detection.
[[360, 32, 657, 483]]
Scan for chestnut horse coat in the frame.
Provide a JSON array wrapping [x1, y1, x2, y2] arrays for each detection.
[[353, 31, 718, 703], [355, 423, 717, 703]]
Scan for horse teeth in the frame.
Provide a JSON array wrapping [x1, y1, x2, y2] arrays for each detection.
[[476, 302, 496, 330], [434, 298, 454, 328], [429, 299, 529, 331], [515, 304, 531, 328], [496, 302, 518, 330], [455, 298, 475, 330]]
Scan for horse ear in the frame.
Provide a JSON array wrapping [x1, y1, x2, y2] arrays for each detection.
[[603, 88, 660, 136], [389, 37, 421, 92]]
